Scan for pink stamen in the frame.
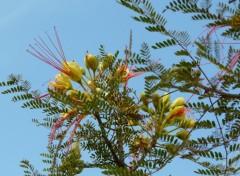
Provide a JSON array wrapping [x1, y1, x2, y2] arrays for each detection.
[[49, 110, 78, 144], [67, 117, 82, 150], [229, 52, 239, 70], [34, 93, 49, 100], [27, 27, 70, 75], [49, 118, 64, 143], [205, 25, 227, 43]]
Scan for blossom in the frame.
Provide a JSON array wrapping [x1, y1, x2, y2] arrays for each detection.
[[27, 27, 84, 82], [49, 73, 72, 91], [116, 65, 143, 83], [62, 61, 85, 82], [166, 106, 187, 122]]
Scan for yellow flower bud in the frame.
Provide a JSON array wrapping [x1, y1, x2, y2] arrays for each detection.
[[84, 54, 99, 72], [140, 92, 149, 107], [87, 80, 95, 90], [165, 144, 179, 155], [100, 54, 114, 71], [83, 91, 91, 101], [133, 135, 150, 149], [170, 97, 185, 110], [179, 118, 195, 128], [99, 62, 104, 71], [71, 141, 80, 156], [176, 130, 190, 140], [230, 15, 240, 29], [152, 92, 161, 110], [127, 119, 138, 126], [162, 92, 170, 106], [96, 88, 103, 94], [62, 61, 85, 82], [68, 89, 80, 98]]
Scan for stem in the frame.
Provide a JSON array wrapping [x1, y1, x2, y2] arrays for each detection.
[[94, 113, 126, 167]]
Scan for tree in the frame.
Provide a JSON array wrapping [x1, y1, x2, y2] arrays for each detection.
[[1, 0, 239, 175]]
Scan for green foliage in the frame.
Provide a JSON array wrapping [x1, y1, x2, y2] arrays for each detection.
[[1, 0, 240, 175]]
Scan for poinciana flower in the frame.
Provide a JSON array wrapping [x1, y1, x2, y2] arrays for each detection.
[[166, 106, 187, 122], [27, 27, 84, 83], [115, 65, 143, 83], [49, 73, 72, 91]]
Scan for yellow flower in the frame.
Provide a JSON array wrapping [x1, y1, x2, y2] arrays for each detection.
[[116, 65, 143, 83], [50, 73, 72, 90], [166, 106, 186, 125], [62, 61, 85, 82]]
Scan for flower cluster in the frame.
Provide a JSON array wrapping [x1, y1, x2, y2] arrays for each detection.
[[131, 92, 195, 153], [27, 28, 143, 146]]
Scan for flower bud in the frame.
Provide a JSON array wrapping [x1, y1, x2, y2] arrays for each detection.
[[68, 89, 80, 98], [84, 54, 99, 72], [96, 88, 103, 94], [83, 92, 91, 101], [87, 80, 95, 90], [71, 141, 80, 156], [179, 118, 195, 128], [162, 92, 170, 106], [195, 69, 201, 77], [140, 92, 149, 107], [100, 54, 114, 71], [165, 144, 178, 155], [105, 54, 113, 61], [133, 135, 150, 150], [230, 15, 240, 29], [176, 130, 190, 140], [127, 119, 138, 126], [170, 97, 185, 110], [99, 62, 104, 71], [152, 92, 161, 110]]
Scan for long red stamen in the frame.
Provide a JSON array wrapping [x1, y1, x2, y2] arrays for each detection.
[[54, 26, 66, 60], [49, 118, 64, 143], [205, 25, 228, 43], [67, 117, 82, 150], [27, 28, 70, 75], [34, 93, 49, 100], [229, 52, 239, 70]]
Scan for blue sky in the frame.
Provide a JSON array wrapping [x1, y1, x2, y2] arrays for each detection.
[[0, 0, 229, 175]]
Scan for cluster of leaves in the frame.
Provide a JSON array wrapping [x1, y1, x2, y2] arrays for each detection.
[[1, 0, 240, 175], [118, 0, 240, 175]]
